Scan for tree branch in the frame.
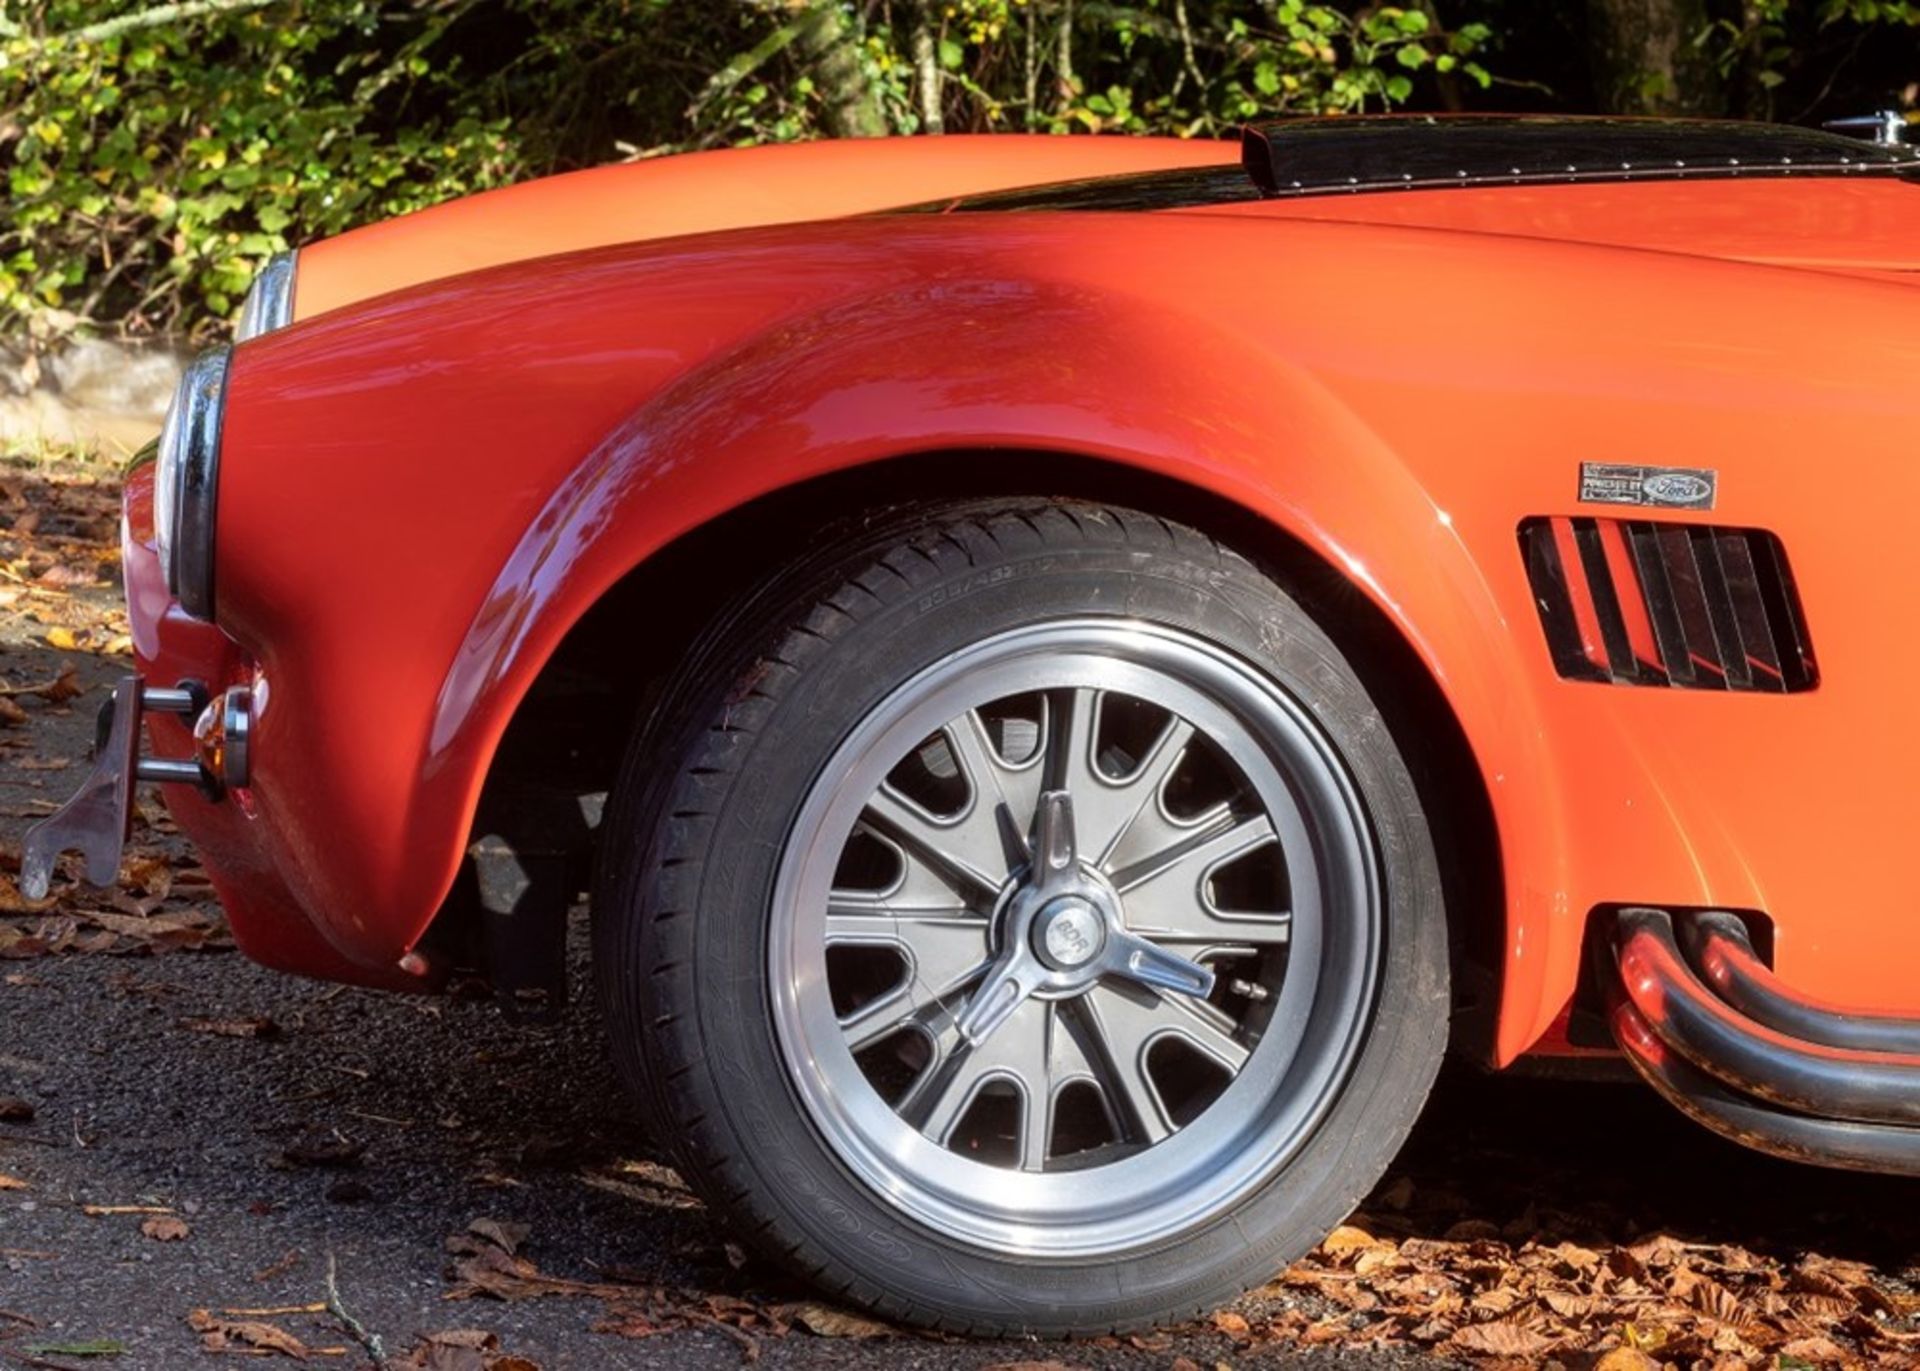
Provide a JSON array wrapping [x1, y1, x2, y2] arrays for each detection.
[[687, 13, 812, 124], [54, 0, 282, 45], [1171, 0, 1209, 129]]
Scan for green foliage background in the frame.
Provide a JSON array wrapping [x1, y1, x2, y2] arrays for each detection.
[[3, 0, 1918, 343]]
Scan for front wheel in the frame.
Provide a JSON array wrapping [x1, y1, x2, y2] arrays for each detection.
[[595, 501, 1448, 1334]]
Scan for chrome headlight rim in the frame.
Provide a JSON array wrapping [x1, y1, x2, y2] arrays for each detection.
[[156, 345, 230, 622], [235, 249, 298, 342]]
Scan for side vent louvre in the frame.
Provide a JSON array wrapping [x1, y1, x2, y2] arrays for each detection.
[[1520, 517, 1816, 692]]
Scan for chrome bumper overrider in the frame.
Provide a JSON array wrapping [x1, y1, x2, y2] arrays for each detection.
[[21, 675, 250, 899]]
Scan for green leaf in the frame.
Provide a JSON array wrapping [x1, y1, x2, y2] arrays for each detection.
[[938, 37, 963, 70]]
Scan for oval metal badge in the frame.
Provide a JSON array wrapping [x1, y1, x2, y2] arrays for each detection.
[[1641, 472, 1713, 505]]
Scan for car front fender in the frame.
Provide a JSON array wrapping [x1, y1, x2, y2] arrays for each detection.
[[209, 210, 1920, 1060]]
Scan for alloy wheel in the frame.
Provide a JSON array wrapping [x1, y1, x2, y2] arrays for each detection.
[[768, 619, 1383, 1256]]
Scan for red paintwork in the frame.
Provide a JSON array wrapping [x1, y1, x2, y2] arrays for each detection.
[[294, 135, 1240, 320], [131, 134, 1920, 1067], [1232, 177, 1920, 272]]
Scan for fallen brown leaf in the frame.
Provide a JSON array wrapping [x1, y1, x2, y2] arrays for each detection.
[[1211, 1309, 1252, 1340], [0, 1095, 34, 1123], [141, 1215, 190, 1241], [444, 1232, 634, 1304], [37, 664, 82, 702], [1593, 1349, 1661, 1371], [0, 664, 83, 703], [34, 564, 95, 590], [120, 853, 174, 898], [1448, 1319, 1557, 1357], [1320, 1223, 1389, 1258], [389, 1328, 543, 1371], [776, 1302, 892, 1338], [186, 1308, 310, 1359], [468, 1217, 531, 1257], [1781, 1333, 1852, 1362]]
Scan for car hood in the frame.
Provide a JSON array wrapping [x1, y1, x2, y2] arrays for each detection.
[[290, 135, 1239, 323], [289, 130, 1920, 332]]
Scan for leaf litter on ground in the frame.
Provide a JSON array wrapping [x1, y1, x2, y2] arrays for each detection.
[[0, 468, 221, 961], [444, 1218, 899, 1362], [1245, 1187, 1920, 1367]]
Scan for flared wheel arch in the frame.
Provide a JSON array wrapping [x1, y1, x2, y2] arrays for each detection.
[[456, 449, 1505, 1051]]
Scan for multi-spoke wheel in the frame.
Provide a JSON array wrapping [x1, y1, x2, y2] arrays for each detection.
[[597, 501, 1448, 1334]]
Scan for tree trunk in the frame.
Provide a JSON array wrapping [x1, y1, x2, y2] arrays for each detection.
[[1054, 0, 1076, 117], [912, 0, 944, 133], [1583, 0, 1724, 116], [795, 2, 890, 138], [1023, 4, 1039, 129]]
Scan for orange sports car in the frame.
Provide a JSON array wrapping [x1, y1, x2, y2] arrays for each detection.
[[25, 114, 1920, 1334]]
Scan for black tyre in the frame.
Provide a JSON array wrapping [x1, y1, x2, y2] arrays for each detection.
[[594, 500, 1448, 1334]]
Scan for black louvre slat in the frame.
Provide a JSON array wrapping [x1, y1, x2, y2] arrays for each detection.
[[1712, 531, 1786, 688], [1570, 518, 1643, 682], [1651, 523, 1729, 687], [1520, 517, 1813, 695], [1747, 532, 1818, 690], [1517, 520, 1610, 682], [1625, 521, 1700, 687], [1686, 526, 1755, 690]]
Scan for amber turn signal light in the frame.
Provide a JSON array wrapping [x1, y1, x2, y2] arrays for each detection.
[[192, 686, 252, 791]]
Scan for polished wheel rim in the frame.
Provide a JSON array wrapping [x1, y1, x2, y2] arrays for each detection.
[[769, 620, 1382, 1256]]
